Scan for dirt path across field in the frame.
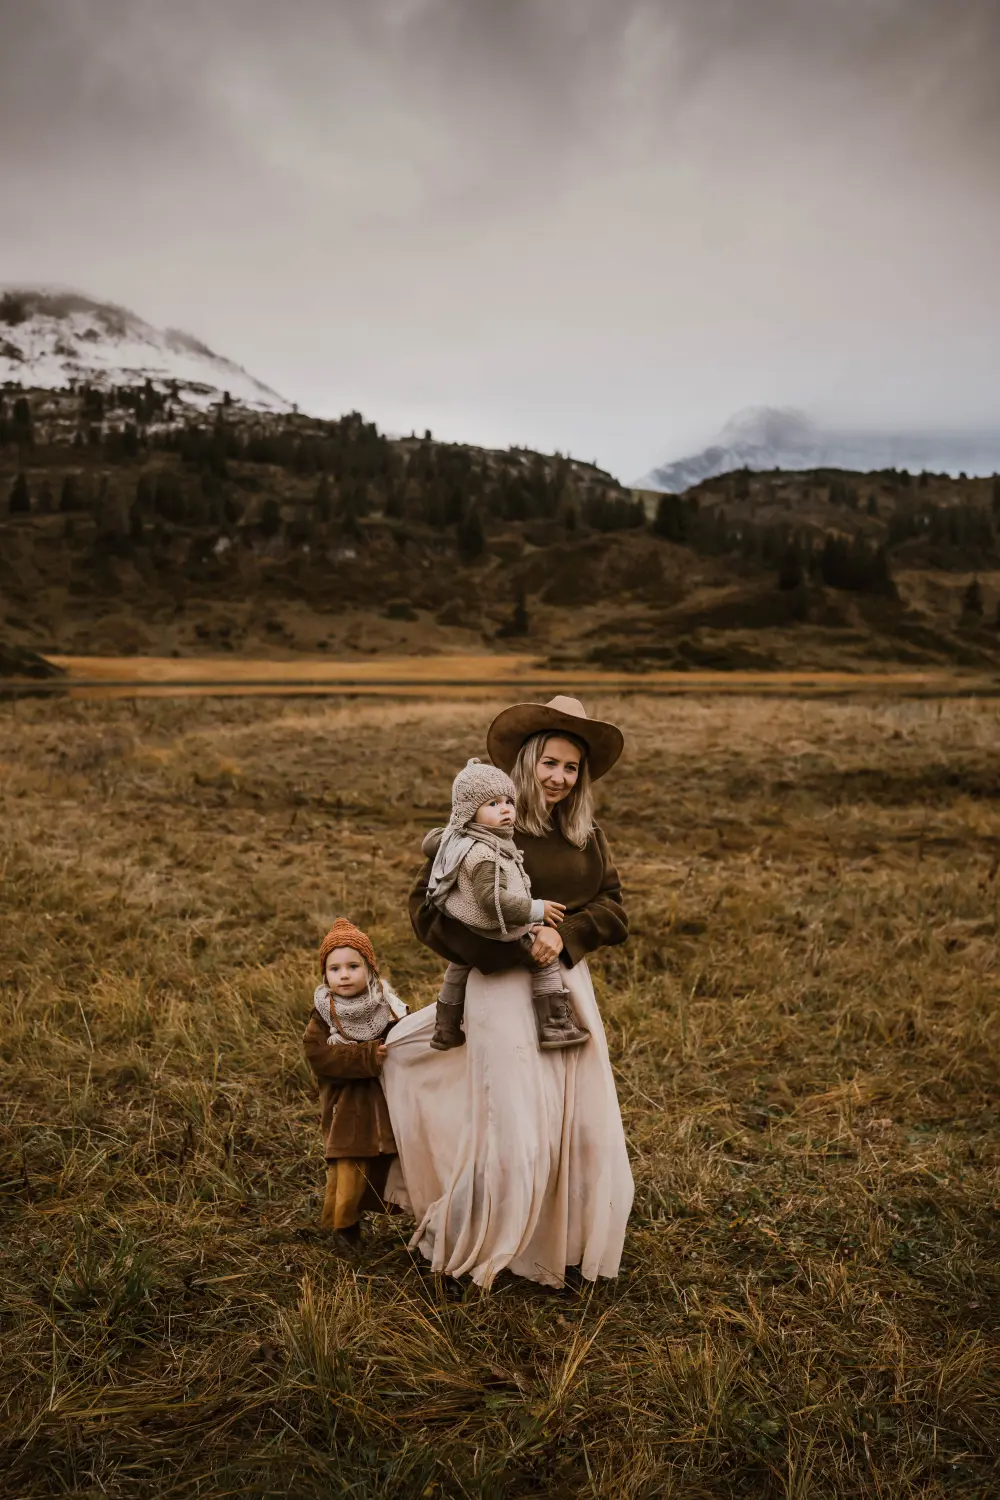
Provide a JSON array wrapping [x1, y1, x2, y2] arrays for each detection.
[[1, 652, 997, 698]]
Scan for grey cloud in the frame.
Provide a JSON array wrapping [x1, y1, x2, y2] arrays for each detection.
[[4, 1, 999, 193], [1, 0, 998, 475]]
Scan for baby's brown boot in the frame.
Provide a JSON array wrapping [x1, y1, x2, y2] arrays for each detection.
[[536, 991, 590, 1051], [430, 1000, 466, 1051]]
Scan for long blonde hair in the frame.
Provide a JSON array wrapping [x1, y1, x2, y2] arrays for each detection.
[[512, 731, 594, 849]]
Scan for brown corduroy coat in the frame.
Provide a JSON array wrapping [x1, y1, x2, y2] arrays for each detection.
[[302, 1011, 398, 1161]]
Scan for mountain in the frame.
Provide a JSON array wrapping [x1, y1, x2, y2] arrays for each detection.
[[0, 289, 291, 414], [639, 407, 1000, 492]]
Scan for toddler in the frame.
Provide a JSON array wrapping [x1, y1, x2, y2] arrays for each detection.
[[422, 757, 589, 1053], [302, 918, 407, 1243]]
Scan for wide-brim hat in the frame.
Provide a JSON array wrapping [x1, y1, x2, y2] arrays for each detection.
[[486, 696, 624, 781]]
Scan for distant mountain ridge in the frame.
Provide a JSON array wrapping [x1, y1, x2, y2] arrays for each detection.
[[0, 289, 291, 414], [639, 407, 1000, 492]]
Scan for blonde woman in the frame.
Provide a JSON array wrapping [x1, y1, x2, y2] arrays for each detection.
[[381, 697, 633, 1291]]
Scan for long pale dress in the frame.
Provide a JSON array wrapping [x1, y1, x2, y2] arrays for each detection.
[[381, 958, 633, 1289]]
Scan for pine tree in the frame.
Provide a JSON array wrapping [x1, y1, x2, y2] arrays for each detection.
[[315, 474, 332, 524], [8, 473, 30, 514], [511, 590, 529, 635], [260, 497, 282, 538], [777, 541, 803, 591], [961, 576, 984, 618], [383, 481, 404, 520], [652, 493, 687, 542], [134, 471, 156, 514], [868, 545, 895, 598], [154, 472, 186, 524], [288, 501, 311, 546], [12, 396, 33, 447], [338, 484, 364, 542], [457, 503, 486, 563]]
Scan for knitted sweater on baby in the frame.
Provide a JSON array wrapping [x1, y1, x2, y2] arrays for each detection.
[[422, 827, 545, 937]]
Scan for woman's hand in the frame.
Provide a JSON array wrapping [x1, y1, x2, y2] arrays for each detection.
[[542, 900, 566, 927], [530, 925, 564, 964]]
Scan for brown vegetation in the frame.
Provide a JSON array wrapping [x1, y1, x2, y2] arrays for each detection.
[[4, 384, 1000, 672], [2, 693, 999, 1496]]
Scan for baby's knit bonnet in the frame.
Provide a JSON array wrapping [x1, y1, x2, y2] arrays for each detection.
[[450, 757, 516, 828]]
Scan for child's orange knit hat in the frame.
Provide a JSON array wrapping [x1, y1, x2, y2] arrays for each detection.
[[319, 918, 379, 977]]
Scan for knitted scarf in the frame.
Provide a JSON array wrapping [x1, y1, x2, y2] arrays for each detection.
[[314, 976, 407, 1045], [426, 822, 527, 936]]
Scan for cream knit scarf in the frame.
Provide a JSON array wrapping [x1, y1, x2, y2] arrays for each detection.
[[314, 977, 408, 1045]]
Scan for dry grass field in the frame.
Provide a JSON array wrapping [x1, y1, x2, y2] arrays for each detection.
[[7, 652, 988, 701], [1, 692, 999, 1498]]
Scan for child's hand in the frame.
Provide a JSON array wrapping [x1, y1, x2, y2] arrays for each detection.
[[376, 1043, 388, 1064], [542, 901, 566, 927]]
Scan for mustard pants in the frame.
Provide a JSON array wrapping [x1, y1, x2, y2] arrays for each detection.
[[320, 1158, 370, 1230]]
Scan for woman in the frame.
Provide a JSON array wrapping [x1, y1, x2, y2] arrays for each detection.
[[382, 695, 633, 1289]]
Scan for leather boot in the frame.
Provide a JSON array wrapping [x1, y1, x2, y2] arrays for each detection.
[[538, 992, 590, 1051], [430, 1001, 466, 1051]]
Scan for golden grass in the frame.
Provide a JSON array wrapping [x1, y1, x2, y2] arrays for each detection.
[[16, 654, 991, 703], [1, 693, 999, 1497]]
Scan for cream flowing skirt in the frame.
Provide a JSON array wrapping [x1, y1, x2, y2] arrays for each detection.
[[381, 959, 634, 1289]]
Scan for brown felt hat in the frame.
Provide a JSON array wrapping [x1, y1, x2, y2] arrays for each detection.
[[486, 696, 624, 781]]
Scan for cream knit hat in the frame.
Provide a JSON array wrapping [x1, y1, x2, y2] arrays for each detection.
[[450, 757, 516, 828]]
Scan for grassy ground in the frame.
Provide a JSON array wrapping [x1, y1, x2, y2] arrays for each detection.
[[12, 654, 981, 702], [1, 693, 998, 1498]]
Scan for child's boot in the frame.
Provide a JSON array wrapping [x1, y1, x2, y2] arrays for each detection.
[[534, 990, 590, 1051], [430, 1000, 466, 1051]]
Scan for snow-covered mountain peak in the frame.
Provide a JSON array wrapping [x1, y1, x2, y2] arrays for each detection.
[[0, 289, 292, 413], [639, 406, 1000, 492], [718, 406, 816, 449]]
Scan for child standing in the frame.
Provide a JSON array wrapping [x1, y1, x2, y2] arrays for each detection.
[[422, 758, 590, 1053], [302, 918, 407, 1242]]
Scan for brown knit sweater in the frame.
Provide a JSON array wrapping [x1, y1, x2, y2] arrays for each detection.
[[410, 823, 627, 973]]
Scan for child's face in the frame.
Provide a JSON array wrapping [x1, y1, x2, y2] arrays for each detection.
[[474, 795, 516, 829], [324, 946, 370, 997]]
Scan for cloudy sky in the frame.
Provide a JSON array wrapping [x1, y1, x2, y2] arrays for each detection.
[[2, 0, 999, 478]]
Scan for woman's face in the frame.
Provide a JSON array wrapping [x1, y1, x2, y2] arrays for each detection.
[[534, 736, 582, 807]]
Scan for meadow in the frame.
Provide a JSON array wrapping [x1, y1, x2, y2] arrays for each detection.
[[1, 691, 998, 1498]]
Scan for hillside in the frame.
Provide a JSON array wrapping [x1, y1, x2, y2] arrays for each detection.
[[3, 380, 1000, 675]]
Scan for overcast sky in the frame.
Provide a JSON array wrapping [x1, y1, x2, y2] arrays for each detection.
[[2, 0, 999, 478]]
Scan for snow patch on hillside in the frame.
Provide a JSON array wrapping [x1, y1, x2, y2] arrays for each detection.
[[0, 289, 292, 413]]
